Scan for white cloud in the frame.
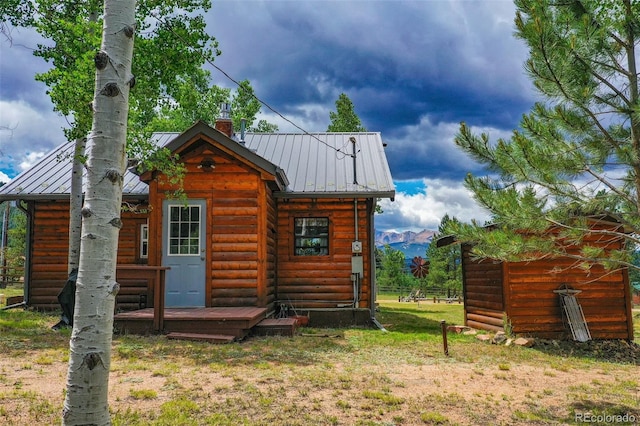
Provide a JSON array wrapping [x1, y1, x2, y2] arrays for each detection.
[[0, 171, 10, 184], [19, 151, 47, 172], [0, 100, 67, 178], [376, 177, 491, 232]]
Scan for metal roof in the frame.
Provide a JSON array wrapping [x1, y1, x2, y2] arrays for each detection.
[[0, 125, 395, 200], [0, 141, 148, 200], [243, 132, 394, 198]]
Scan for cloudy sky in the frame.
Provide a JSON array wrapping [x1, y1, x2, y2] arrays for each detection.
[[0, 0, 537, 232]]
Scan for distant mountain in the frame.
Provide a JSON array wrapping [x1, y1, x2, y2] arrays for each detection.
[[375, 229, 436, 260]]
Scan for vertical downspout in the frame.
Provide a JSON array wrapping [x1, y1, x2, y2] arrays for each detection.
[[353, 199, 359, 308], [16, 200, 31, 305], [369, 198, 386, 331], [351, 136, 360, 308]]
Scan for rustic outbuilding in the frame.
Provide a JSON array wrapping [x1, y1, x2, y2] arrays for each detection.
[[438, 221, 635, 341], [0, 118, 395, 334]]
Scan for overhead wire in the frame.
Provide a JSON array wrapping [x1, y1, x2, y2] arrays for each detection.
[[148, 11, 358, 159], [147, 11, 384, 193]]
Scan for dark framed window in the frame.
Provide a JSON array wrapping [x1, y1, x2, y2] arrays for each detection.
[[294, 217, 329, 256]]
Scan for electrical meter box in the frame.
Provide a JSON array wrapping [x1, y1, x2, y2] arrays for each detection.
[[351, 241, 362, 254], [351, 255, 364, 275]]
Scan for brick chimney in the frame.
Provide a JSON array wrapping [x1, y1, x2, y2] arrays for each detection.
[[214, 102, 233, 137]]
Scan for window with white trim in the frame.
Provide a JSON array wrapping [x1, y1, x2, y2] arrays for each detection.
[[168, 205, 201, 255], [140, 224, 148, 259]]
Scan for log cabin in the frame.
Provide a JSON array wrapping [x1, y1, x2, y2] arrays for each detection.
[[0, 118, 395, 331], [438, 220, 635, 340]]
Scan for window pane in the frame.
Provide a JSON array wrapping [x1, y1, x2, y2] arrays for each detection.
[[170, 223, 179, 238], [140, 224, 149, 258], [182, 207, 189, 221], [169, 239, 179, 255], [170, 206, 179, 221], [294, 217, 329, 256]]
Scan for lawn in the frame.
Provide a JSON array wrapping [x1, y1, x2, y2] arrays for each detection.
[[0, 295, 638, 425]]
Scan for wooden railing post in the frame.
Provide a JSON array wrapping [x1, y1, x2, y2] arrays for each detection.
[[154, 268, 166, 332], [116, 265, 168, 333]]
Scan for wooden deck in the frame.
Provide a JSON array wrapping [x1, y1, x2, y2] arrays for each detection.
[[114, 307, 267, 338], [112, 268, 297, 341]]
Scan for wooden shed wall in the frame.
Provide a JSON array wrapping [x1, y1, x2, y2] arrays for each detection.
[[28, 200, 149, 310], [276, 198, 372, 309], [460, 226, 634, 340], [461, 245, 505, 332], [504, 232, 633, 340], [147, 141, 277, 310]]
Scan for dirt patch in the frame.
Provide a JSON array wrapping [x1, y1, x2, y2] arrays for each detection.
[[1, 336, 639, 425]]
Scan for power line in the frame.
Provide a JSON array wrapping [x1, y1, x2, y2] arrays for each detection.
[[149, 12, 377, 192], [148, 11, 355, 158]]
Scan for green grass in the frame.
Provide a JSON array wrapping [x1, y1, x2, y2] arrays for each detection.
[[0, 299, 638, 425], [0, 283, 25, 306], [129, 389, 158, 400]]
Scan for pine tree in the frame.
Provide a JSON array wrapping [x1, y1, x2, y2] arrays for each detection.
[[426, 215, 462, 297], [376, 245, 413, 291], [327, 93, 367, 132], [451, 0, 640, 271]]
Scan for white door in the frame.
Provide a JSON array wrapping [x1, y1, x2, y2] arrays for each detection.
[[162, 200, 206, 307]]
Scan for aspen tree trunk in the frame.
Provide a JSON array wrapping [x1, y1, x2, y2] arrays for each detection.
[[62, 0, 135, 424], [67, 137, 86, 275], [68, 9, 97, 276]]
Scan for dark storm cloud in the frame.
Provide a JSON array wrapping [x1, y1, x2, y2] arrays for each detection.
[[1, 0, 535, 231], [0, 27, 67, 178], [208, 1, 534, 174], [0, 28, 54, 108]]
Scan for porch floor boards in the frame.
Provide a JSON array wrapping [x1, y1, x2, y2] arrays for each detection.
[[114, 307, 267, 338]]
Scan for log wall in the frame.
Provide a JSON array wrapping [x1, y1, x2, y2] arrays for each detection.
[[28, 200, 149, 309], [504, 230, 633, 339], [460, 225, 634, 340], [276, 198, 372, 309], [461, 246, 505, 332], [147, 140, 278, 310]]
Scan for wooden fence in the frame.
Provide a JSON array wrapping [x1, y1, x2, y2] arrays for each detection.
[[0, 266, 24, 289], [377, 285, 460, 299]]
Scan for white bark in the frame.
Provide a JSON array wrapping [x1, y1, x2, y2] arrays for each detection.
[[62, 1, 135, 424], [67, 137, 86, 275]]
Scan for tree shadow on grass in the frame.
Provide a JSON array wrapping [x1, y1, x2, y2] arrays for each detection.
[[375, 307, 458, 335]]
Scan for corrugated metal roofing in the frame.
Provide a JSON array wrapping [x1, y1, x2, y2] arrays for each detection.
[[0, 141, 148, 200], [243, 132, 394, 197], [0, 128, 395, 200]]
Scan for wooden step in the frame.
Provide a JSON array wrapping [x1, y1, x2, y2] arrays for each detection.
[[253, 318, 298, 337], [166, 332, 235, 343]]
